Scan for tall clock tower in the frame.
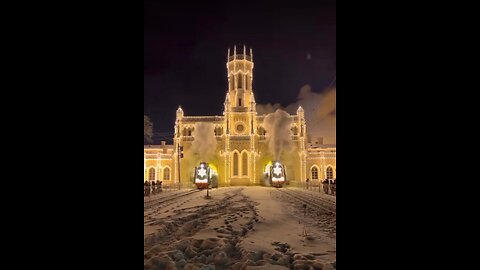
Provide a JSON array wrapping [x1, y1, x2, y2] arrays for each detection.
[[223, 45, 257, 185]]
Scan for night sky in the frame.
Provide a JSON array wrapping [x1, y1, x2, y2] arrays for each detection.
[[144, 1, 336, 142]]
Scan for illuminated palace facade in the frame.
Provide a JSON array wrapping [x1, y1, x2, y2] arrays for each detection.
[[144, 47, 336, 187]]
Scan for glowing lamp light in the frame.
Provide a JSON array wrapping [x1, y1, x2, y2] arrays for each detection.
[[275, 162, 280, 166]]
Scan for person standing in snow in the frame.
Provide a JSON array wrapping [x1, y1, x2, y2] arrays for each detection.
[[330, 178, 336, 195], [157, 180, 162, 192], [322, 178, 329, 194], [144, 181, 150, 196], [152, 181, 157, 194]]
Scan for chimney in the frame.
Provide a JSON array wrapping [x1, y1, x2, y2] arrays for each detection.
[[161, 141, 166, 146]]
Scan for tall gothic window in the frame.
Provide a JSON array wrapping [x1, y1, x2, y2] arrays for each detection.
[[238, 74, 243, 89], [148, 167, 156, 181], [326, 166, 333, 180], [163, 167, 170, 180], [311, 167, 318, 180], [242, 152, 248, 176], [233, 152, 239, 176]]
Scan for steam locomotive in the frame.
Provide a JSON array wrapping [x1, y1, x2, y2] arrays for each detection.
[[193, 162, 218, 189], [269, 161, 287, 188]]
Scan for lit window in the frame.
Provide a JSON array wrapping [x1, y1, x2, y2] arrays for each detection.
[[311, 167, 318, 180], [163, 167, 170, 180], [242, 152, 248, 176], [148, 168, 156, 181], [326, 167, 333, 180], [238, 74, 242, 88], [233, 152, 239, 176]]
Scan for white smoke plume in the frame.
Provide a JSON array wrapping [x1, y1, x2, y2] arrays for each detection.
[[263, 109, 294, 160], [190, 122, 217, 164], [257, 84, 336, 144]]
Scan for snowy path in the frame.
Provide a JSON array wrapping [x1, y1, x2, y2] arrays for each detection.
[[144, 186, 336, 270]]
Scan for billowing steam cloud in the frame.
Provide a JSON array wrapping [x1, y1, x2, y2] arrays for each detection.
[[257, 84, 336, 144], [190, 122, 217, 164], [263, 109, 294, 160]]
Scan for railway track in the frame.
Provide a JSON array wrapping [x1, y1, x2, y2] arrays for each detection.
[[287, 189, 336, 210], [144, 188, 244, 247], [276, 188, 336, 215], [144, 189, 201, 210]]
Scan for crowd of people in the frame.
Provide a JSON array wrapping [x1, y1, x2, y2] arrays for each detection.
[[305, 178, 336, 195], [145, 178, 336, 196], [144, 180, 163, 197], [322, 178, 336, 195]]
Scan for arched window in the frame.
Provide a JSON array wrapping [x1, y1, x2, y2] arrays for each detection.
[[238, 73, 243, 88], [233, 152, 239, 176], [326, 167, 333, 180], [163, 167, 170, 180], [311, 167, 318, 180], [148, 167, 156, 181], [242, 152, 248, 176]]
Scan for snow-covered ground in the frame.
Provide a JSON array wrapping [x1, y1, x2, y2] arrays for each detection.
[[144, 186, 336, 270]]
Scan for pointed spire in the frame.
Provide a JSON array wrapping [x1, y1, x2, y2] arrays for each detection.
[[176, 106, 184, 118], [233, 45, 236, 73], [227, 48, 230, 61], [224, 92, 231, 113], [297, 106, 304, 119], [250, 48, 253, 60], [243, 44, 246, 56], [250, 91, 255, 103]]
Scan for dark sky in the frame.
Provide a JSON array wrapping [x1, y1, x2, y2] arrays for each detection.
[[144, 1, 336, 141]]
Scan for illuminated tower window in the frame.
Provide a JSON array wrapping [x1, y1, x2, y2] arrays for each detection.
[[233, 152, 239, 176], [148, 167, 156, 181], [242, 152, 248, 176], [163, 167, 170, 180], [311, 167, 318, 180], [238, 74, 242, 88], [238, 98, 242, 106], [326, 166, 333, 180]]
